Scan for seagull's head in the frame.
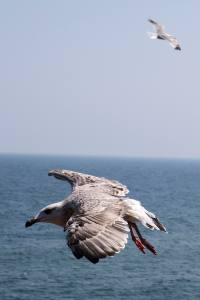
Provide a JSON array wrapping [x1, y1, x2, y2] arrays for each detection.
[[25, 202, 70, 228]]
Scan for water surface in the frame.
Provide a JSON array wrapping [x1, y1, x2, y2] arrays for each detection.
[[0, 155, 199, 300]]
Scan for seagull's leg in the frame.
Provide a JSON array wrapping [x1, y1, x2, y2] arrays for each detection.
[[132, 223, 157, 255], [128, 222, 146, 254]]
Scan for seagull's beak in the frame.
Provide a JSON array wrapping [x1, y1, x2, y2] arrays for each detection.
[[25, 217, 38, 228]]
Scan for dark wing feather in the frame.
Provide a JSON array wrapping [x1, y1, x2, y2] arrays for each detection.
[[66, 205, 129, 263], [148, 18, 165, 35], [166, 34, 181, 50]]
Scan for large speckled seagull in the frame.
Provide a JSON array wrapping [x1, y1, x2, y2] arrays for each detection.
[[25, 169, 166, 264], [148, 18, 181, 50]]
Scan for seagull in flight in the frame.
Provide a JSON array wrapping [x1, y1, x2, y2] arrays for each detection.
[[148, 19, 181, 50], [26, 169, 167, 264]]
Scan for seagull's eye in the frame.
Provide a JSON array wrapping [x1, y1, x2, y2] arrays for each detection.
[[44, 208, 53, 215]]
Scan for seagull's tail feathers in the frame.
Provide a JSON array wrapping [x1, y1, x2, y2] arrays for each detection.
[[124, 198, 167, 232], [144, 210, 167, 232], [124, 198, 166, 255], [147, 32, 157, 39]]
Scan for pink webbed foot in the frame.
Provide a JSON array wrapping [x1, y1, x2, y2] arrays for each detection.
[[128, 222, 157, 255]]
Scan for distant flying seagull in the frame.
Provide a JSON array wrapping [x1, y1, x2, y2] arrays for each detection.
[[26, 169, 166, 264], [148, 19, 181, 50]]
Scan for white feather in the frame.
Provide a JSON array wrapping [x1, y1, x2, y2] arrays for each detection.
[[123, 198, 160, 230], [147, 32, 157, 39]]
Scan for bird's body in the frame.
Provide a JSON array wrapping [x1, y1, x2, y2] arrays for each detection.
[[26, 169, 166, 264], [148, 18, 181, 50]]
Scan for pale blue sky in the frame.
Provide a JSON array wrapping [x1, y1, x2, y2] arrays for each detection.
[[0, 0, 200, 158]]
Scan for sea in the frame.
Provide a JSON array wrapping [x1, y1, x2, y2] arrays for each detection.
[[0, 154, 200, 300]]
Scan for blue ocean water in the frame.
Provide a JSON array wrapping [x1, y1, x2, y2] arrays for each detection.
[[0, 154, 200, 300]]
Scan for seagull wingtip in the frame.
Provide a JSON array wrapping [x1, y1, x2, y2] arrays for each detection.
[[48, 170, 54, 176], [48, 169, 63, 176], [148, 18, 156, 24]]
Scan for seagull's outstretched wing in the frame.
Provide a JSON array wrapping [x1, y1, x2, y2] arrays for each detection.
[[48, 169, 129, 196], [165, 34, 181, 50], [66, 203, 129, 263], [148, 18, 165, 35]]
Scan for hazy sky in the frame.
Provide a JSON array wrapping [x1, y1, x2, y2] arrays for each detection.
[[1, 0, 200, 158]]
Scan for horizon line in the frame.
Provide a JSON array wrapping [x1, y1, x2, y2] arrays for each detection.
[[0, 152, 200, 161]]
